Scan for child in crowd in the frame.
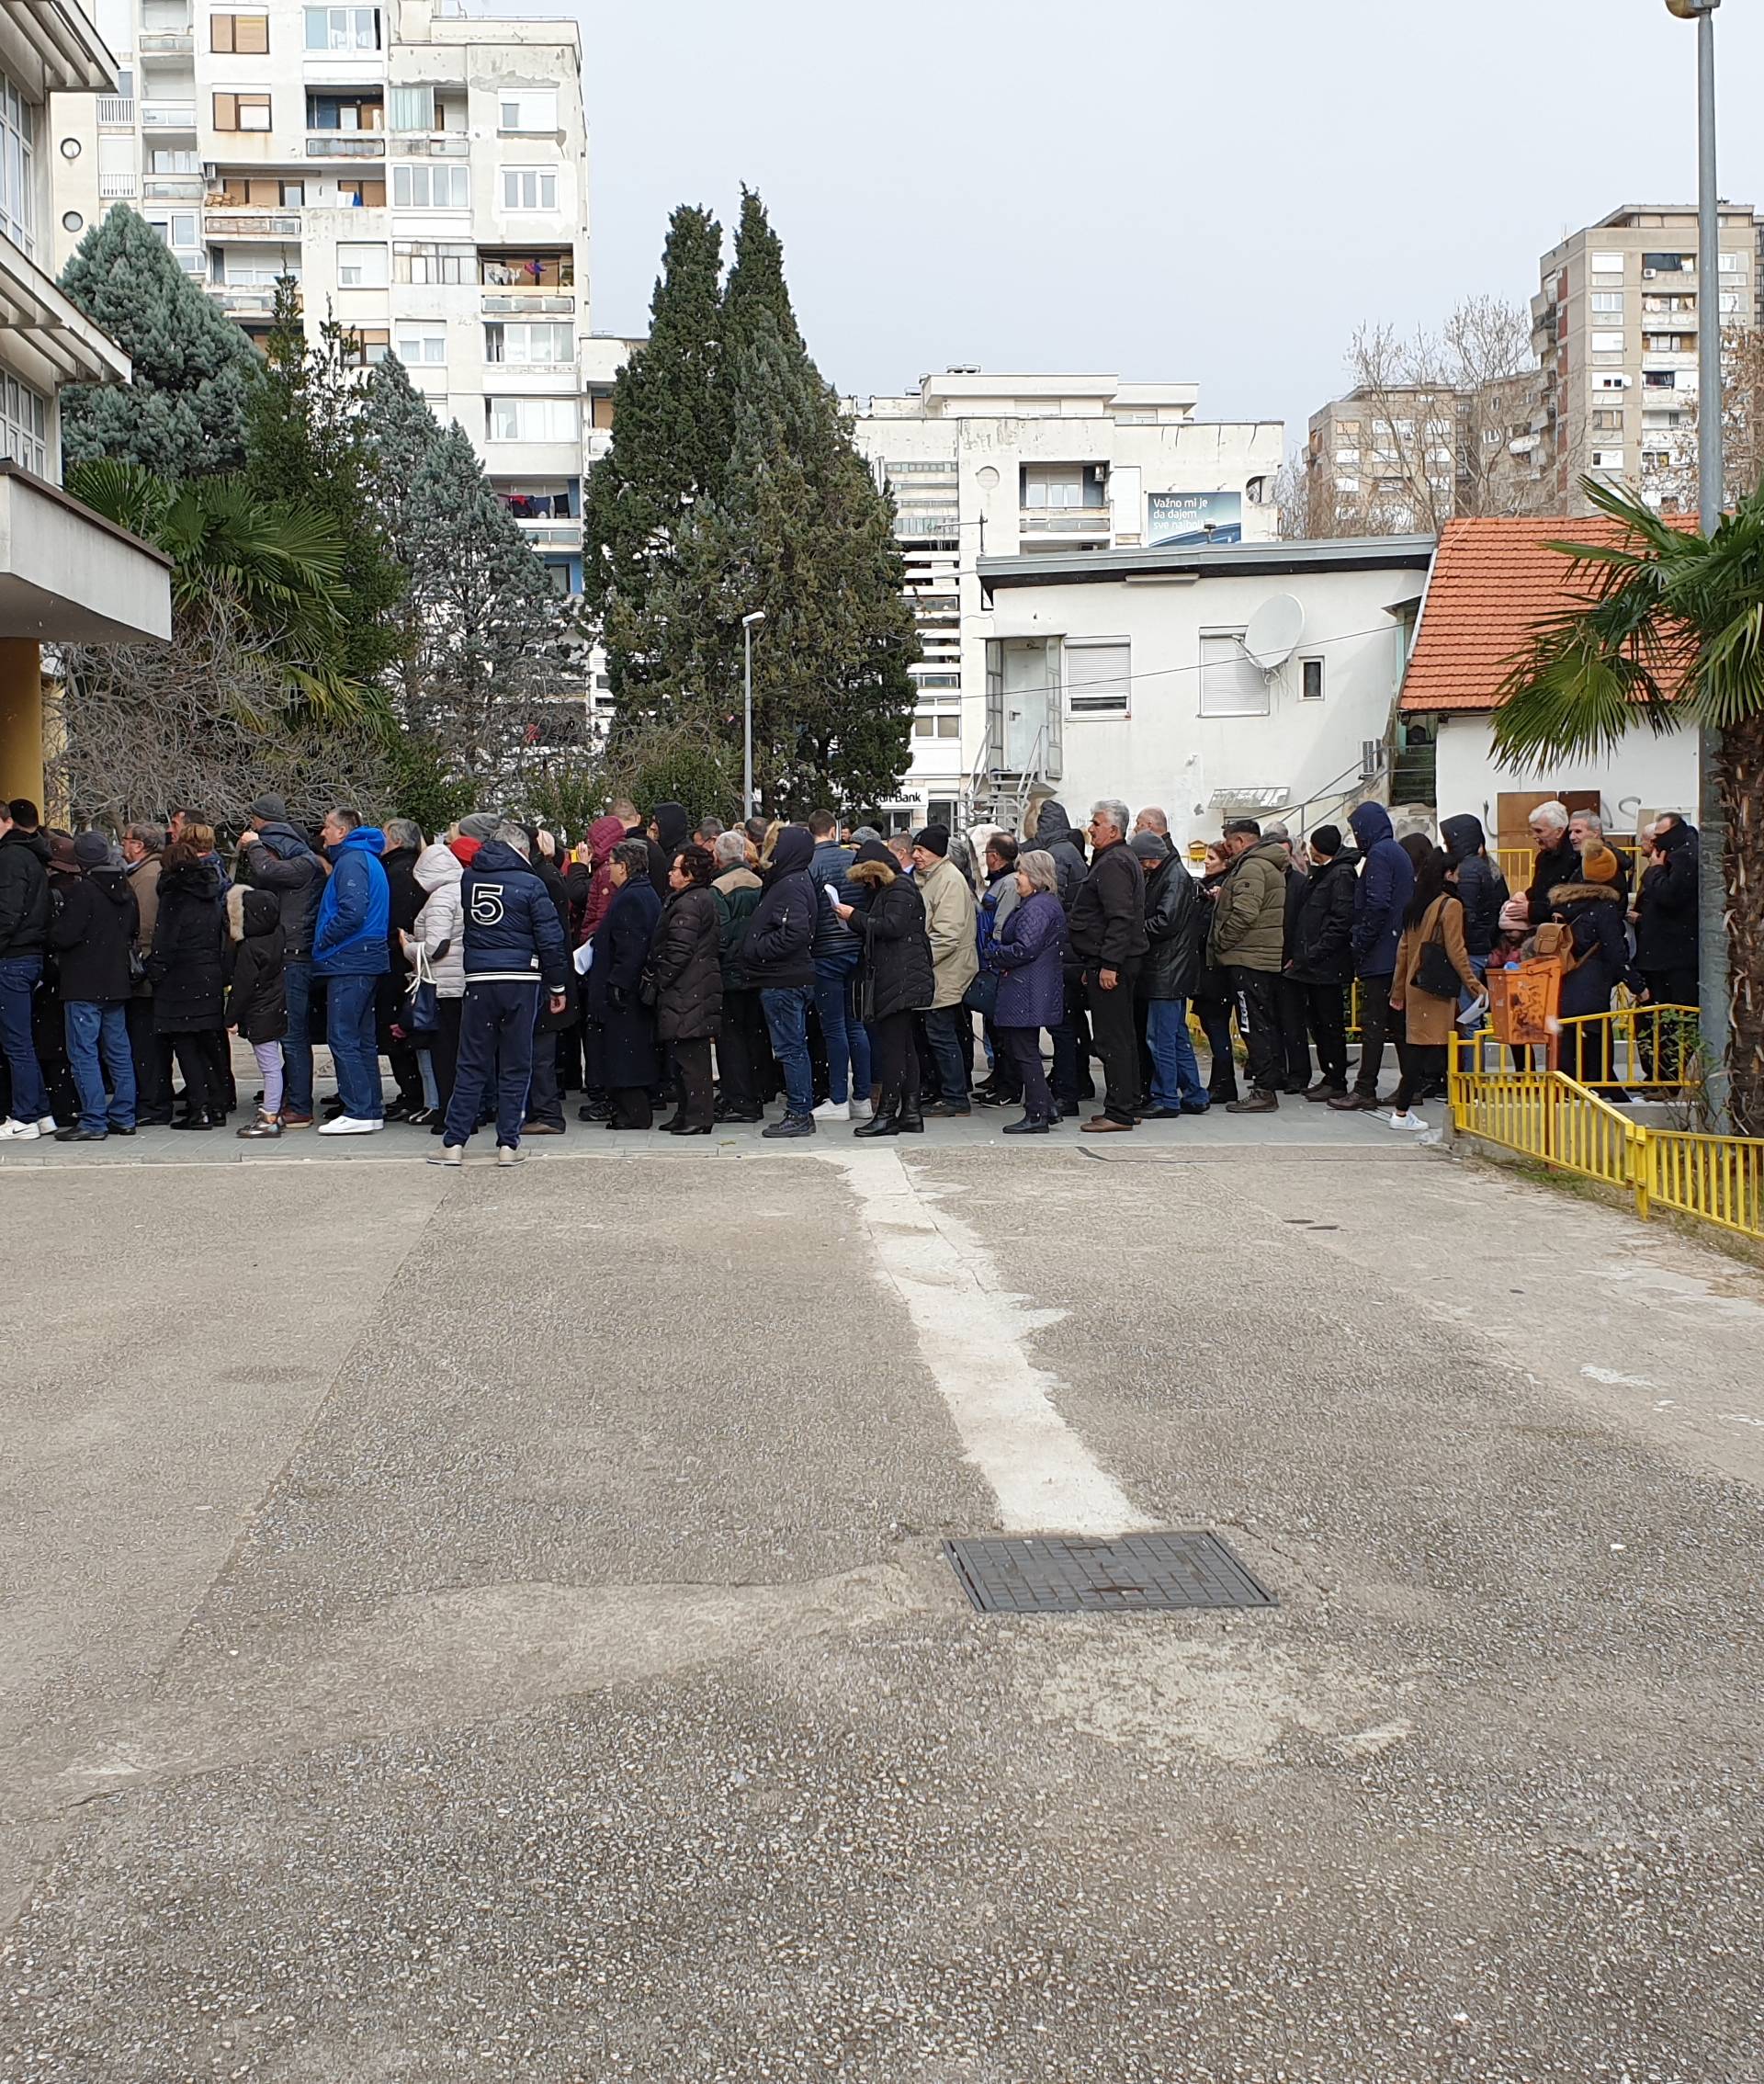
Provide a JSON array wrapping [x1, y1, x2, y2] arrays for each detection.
[[227, 886, 288, 1140]]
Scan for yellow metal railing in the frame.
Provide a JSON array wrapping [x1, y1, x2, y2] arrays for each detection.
[[1449, 1035, 1764, 1244], [1551, 1003, 1702, 1092], [1497, 847, 1533, 889]]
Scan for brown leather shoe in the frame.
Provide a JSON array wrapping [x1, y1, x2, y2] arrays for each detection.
[[1080, 1116, 1135, 1133]]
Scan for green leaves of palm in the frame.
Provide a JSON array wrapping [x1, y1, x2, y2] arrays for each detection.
[[1494, 474, 1764, 765], [66, 458, 359, 718]]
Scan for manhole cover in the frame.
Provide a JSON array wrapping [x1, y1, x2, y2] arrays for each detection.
[[942, 1532, 1275, 1614]]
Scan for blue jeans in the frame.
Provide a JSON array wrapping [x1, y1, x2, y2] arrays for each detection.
[[922, 1004, 973, 1108], [444, 980, 537, 1148], [63, 1000, 135, 1132], [1146, 999, 1209, 1111], [0, 955, 47, 1122], [283, 959, 313, 1115], [323, 970, 383, 1120], [813, 957, 862, 1105], [760, 984, 814, 1117]]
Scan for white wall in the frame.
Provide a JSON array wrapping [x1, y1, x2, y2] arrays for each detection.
[[1433, 712, 1699, 839]]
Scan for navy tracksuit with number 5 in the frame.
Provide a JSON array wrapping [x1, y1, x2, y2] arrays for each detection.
[[442, 839, 568, 1150]]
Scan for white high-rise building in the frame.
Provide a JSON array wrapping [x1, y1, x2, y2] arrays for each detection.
[[51, 0, 626, 597], [846, 370, 1283, 827]]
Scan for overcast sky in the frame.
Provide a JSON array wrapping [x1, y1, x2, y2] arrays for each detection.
[[543, 0, 1764, 448]]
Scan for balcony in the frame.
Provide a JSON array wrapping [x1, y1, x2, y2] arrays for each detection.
[[97, 171, 138, 198], [896, 512, 960, 538], [96, 95, 135, 127], [308, 134, 385, 157], [138, 28, 194, 55], [212, 286, 283, 315], [392, 133, 469, 157], [141, 100, 197, 129], [481, 291, 573, 314], [1018, 504, 1112, 536], [514, 520, 582, 549], [142, 174, 206, 199]]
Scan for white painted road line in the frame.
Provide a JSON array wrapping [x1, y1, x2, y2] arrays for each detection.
[[822, 1146, 1149, 1536]]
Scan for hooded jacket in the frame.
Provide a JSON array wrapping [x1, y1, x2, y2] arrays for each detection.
[[918, 854, 980, 1008], [408, 842, 466, 999], [1068, 836, 1148, 973], [1207, 836, 1288, 973], [48, 865, 138, 1002], [586, 875, 662, 1091], [1137, 855, 1202, 1002], [1635, 818, 1699, 977], [712, 864, 763, 991], [563, 814, 628, 946], [1553, 880, 1633, 1017], [1347, 803, 1414, 979], [647, 802, 691, 897], [225, 885, 288, 1043], [458, 839, 568, 991], [244, 822, 323, 961], [846, 854, 934, 1020], [742, 825, 819, 990], [148, 857, 226, 1032], [312, 826, 390, 977], [1441, 814, 1509, 960], [1031, 799, 1089, 913], [1285, 853, 1358, 985], [0, 824, 51, 961]]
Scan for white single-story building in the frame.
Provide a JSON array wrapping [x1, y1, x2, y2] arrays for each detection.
[[968, 536, 1436, 852]]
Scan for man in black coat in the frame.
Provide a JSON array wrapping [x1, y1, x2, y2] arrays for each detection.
[[0, 798, 52, 1137], [1634, 813, 1700, 1010], [431, 821, 568, 1165], [45, 831, 140, 1140], [1525, 799, 1579, 925], [1284, 825, 1358, 1100], [1069, 799, 1149, 1131]]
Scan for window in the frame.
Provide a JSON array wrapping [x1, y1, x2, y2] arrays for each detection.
[[305, 6, 379, 50], [388, 85, 433, 132], [150, 147, 201, 173], [308, 93, 382, 131], [0, 370, 48, 477], [499, 90, 557, 131], [1641, 252, 1694, 274], [1590, 448, 1625, 470], [146, 210, 200, 249], [1199, 632, 1269, 718], [1590, 330, 1625, 353], [1592, 409, 1623, 433], [935, 713, 961, 738], [1720, 292, 1744, 315], [395, 326, 447, 364], [396, 239, 474, 283], [501, 165, 558, 211], [1719, 252, 1744, 274], [336, 240, 388, 288], [1065, 641, 1130, 717], [211, 13, 269, 52], [1589, 291, 1623, 313], [213, 92, 272, 130], [1300, 659, 1325, 702], [3, 77, 42, 252], [481, 251, 571, 289], [484, 321, 572, 365], [1589, 251, 1624, 274], [1643, 370, 1677, 390], [392, 163, 468, 209], [343, 326, 390, 366], [488, 396, 578, 443], [1645, 334, 1694, 355]]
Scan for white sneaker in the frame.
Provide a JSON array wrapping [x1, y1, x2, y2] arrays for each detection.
[[850, 1097, 875, 1122], [813, 1097, 852, 1122], [0, 1116, 40, 1141], [1385, 1108, 1427, 1132], [36, 1116, 58, 1134], [496, 1144, 525, 1166], [426, 1145, 463, 1167], [317, 1116, 382, 1137]]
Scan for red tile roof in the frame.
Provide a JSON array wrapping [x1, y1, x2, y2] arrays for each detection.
[[1400, 513, 1692, 714]]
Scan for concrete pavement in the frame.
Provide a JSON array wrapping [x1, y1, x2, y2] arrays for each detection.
[[3, 1131, 1761, 2081]]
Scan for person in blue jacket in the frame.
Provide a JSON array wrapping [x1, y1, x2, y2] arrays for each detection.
[[312, 809, 390, 1134], [432, 821, 568, 1163], [1330, 802, 1415, 1113]]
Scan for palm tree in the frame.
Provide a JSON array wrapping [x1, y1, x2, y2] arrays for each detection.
[[65, 459, 361, 718], [1493, 475, 1764, 1134]]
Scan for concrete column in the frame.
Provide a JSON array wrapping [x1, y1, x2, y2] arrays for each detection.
[[0, 640, 44, 809]]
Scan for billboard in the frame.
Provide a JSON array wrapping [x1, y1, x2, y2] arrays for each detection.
[[1148, 491, 1243, 547]]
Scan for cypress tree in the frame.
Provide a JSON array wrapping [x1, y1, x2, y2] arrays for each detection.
[[582, 205, 725, 695], [58, 205, 259, 476]]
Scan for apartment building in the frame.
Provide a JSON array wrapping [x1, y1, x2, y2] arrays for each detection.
[[845, 370, 1283, 827], [0, 1, 172, 804], [51, 0, 624, 596], [1533, 202, 1761, 512], [1306, 376, 1546, 536]]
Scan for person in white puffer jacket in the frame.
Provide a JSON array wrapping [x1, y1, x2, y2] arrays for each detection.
[[402, 840, 466, 1131]]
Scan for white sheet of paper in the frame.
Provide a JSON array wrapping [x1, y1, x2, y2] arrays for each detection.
[[572, 940, 594, 976]]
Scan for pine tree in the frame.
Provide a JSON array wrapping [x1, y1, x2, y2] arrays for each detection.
[[244, 279, 405, 691], [582, 204, 725, 695], [58, 205, 259, 476], [720, 187, 803, 359]]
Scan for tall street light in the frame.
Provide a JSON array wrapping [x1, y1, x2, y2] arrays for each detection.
[[741, 610, 765, 821], [1665, 0, 1727, 1103]]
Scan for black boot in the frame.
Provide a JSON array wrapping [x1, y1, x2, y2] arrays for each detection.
[[853, 1102, 900, 1138], [896, 1098, 925, 1135]]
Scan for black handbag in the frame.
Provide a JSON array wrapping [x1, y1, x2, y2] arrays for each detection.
[[1415, 905, 1461, 1000]]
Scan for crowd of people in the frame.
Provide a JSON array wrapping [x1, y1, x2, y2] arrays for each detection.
[[0, 786, 1700, 1155]]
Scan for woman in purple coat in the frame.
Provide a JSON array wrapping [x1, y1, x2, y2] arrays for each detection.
[[990, 848, 1069, 1134]]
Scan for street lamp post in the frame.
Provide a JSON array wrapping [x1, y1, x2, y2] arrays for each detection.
[[741, 610, 765, 821], [1666, 0, 1727, 1105]]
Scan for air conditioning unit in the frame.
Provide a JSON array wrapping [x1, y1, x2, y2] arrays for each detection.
[[1361, 740, 1386, 782]]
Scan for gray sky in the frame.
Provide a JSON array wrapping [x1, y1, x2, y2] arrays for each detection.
[[551, 0, 1764, 447]]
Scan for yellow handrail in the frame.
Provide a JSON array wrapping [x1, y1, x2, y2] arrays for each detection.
[[1550, 1004, 1702, 1092]]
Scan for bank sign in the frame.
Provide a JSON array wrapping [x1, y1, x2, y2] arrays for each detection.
[[1148, 491, 1243, 547]]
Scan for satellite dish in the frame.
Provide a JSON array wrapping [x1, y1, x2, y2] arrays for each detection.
[[1243, 594, 1306, 673]]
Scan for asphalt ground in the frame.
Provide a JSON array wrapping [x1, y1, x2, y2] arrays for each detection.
[[3, 1113, 1761, 2083]]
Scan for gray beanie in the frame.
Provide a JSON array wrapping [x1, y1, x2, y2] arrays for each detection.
[[457, 811, 499, 841], [1128, 831, 1169, 863], [248, 791, 287, 821]]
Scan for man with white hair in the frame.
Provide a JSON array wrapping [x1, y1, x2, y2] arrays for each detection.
[[1068, 799, 1148, 1131], [1133, 807, 1172, 855], [1569, 807, 1604, 855], [1526, 799, 1579, 925], [431, 820, 568, 1167]]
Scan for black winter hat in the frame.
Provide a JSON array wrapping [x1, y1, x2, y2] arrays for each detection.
[[912, 825, 949, 857]]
